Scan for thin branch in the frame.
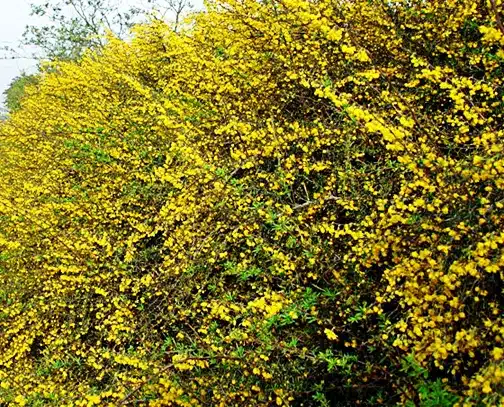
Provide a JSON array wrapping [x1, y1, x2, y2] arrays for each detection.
[[293, 194, 339, 210], [490, 0, 504, 36]]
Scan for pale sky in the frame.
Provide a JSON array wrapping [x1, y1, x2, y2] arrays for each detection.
[[0, 0, 39, 108], [0, 0, 204, 110]]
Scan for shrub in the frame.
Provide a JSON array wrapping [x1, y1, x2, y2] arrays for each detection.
[[0, 0, 503, 405]]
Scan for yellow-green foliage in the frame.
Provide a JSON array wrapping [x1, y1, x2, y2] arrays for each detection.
[[1, 0, 504, 405]]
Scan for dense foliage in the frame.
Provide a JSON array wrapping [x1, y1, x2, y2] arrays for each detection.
[[2, 73, 40, 113], [1, 0, 503, 405]]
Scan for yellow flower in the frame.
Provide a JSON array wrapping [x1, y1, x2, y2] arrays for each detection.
[[492, 347, 503, 361], [324, 328, 338, 341], [14, 395, 27, 406], [482, 381, 492, 394], [327, 28, 343, 42]]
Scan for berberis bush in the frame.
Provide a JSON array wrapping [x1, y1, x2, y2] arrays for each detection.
[[1, 0, 503, 405]]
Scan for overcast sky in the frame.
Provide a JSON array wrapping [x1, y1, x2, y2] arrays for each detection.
[[0, 0, 204, 110], [0, 0, 39, 108]]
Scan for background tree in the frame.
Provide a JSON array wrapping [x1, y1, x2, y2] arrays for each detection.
[[153, 0, 194, 32], [22, 0, 193, 61], [2, 73, 39, 114]]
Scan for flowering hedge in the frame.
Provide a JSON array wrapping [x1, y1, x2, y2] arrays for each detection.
[[1, 0, 503, 405]]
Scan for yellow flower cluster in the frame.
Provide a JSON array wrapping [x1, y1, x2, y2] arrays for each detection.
[[0, 0, 503, 405]]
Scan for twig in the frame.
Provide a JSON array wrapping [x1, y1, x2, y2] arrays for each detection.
[[293, 194, 339, 210], [490, 0, 504, 36]]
